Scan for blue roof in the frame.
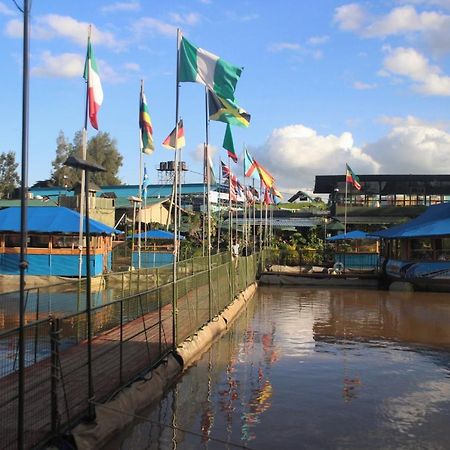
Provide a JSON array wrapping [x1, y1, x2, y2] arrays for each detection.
[[0, 207, 122, 235], [373, 202, 450, 238], [128, 229, 185, 240], [327, 230, 377, 241]]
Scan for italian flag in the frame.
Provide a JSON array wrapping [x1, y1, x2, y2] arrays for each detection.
[[346, 164, 362, 190], [179, 35, 242, 102], [83, 39, 103, 130]]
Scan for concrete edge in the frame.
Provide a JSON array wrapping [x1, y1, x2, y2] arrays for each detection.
[[71, 282, 258, 450]]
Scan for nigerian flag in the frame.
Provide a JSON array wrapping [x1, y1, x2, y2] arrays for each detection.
[[179, 35, 242, 101]]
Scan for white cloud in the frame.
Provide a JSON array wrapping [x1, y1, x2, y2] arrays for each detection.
[[365, 124, 450, 173], [226, 11, 259, 22], [5, 15, 124, 50], [123, 62, 141, 72], [133, 17, 178, 38], [31, 51, 84, 78], [268, 42, 301, 52], [193, 143, 217, 162], [353, 81, 377, 90], [101, 2, 141, 13], [32, 51, 123, 82], [251, 124, 379, 191], [169, 12, 201, 25], [396, 0, 450, 10], [383, 46, 450, 95], [335, 4, 450, 54], [0, 1, 15, 16], [377, 114, 450, 129], [307, 35, 329, 46]]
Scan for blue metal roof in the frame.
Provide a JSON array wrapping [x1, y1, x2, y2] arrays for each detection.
[[128, 230, 185, 240], [327, 230, 377, 241], [373, 202, 450, 238], [0, 207, 121, 235]]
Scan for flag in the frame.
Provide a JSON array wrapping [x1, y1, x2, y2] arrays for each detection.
[[179, 35, 242, 101], [244, 149, 275, 188], [208, 90, 250, 128], [162, 119, 185, 149], [346, 164, 361, 190], [223, 124, 238, 162], [142, 164, 149, 197], [139, 87, 154, 155], [271, 186, 283, 200], [264, 187, 272, 205], [221, 161, 238, 201], [244, 149, 260, 180], [83, 38, 103, 130]]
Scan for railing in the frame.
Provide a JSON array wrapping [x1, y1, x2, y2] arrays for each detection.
[[264, 248, 380, 272], [0, 251, 260, 450]]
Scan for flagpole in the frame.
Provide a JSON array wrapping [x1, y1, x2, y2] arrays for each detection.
[[243, 147, 247, 255], [78, 26, 91, 280], [252, 179, 256, 254], [216, 158, 222, 253], [172, 28, 181, 350], [137, 80, 144, 270], [204, 86, 213, 320], [228, 155, 233, 255], [259, 180, 263, 253], [344, 166, 348, 235]]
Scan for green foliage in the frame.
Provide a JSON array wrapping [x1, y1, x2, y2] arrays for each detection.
[[0, 151, 20, 199], [51, 130, 123, 187]]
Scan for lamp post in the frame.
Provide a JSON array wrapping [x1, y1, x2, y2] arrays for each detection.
[[64, 155, 105, 421]]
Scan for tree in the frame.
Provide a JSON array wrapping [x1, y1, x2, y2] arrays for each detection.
[[51, 131, 123, 187], [0, 151, 20, 199], [51, 131, 75, 187]]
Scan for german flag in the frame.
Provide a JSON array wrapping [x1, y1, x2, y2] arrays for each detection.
[[162, 119, 185, 149], [208, 90, 250, 128]]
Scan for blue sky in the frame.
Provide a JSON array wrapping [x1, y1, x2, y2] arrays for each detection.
[[1, 0, 450, 195]]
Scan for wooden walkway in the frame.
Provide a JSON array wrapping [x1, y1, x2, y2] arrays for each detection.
[[0, 282, 213, 450]]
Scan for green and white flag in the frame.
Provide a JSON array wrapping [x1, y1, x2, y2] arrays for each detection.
[[179, 35, 242, 101]]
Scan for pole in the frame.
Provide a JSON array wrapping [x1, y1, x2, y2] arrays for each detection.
[[172, 29, 181, 349], [344, 175, 348, 235], [18, 0, 30, 447], [252, 179, 256, 254], [228, 156, 232, 254], [137, 81, 144, 270], [85, 169, 95, 420], [205, 87, 213, 319], [79, 27, 91, 280], [216, 158, 222, 253], [131, 200, 137, 268]]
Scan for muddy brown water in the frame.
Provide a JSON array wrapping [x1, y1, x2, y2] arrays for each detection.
[[107, 286, 450, 450]]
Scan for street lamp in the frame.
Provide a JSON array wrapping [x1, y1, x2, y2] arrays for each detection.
[[64, 155, 105, 421]]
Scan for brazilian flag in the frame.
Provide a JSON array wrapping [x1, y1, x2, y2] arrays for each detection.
[[208, 90, 250, 128]]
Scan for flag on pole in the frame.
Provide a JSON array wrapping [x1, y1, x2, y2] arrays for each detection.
[[244, 149, 260, 180], [83, 38, 103, 130], [221, 161, 238, 201], [162, 119, 185, 149], [346, 164, 362, 190], [142, 164, 149, 197], [208, 90, 250, 128], [179, 35, 242, 101], [139, 87, 154, 155], [256, 162, 275, 189], [223, 124, 238, 163]]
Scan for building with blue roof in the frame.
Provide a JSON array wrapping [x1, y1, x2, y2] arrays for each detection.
[[0, 207, 121, 277]]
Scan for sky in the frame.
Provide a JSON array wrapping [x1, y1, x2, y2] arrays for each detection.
[[2, 0, 450, 196]]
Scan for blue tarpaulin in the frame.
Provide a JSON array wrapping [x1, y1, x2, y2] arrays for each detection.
[[0, 206, 121, 235], [327, 230, 377, 241], [128, 229, 185, 240], [372, 202, 450, 238]]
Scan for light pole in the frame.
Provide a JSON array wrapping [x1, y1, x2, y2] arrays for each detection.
[[64, 155, 105, 421]]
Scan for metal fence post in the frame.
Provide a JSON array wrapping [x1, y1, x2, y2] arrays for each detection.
[[119, 300, 123, 385], [34, 288, 40, 363], [50, 316, 61, 435]]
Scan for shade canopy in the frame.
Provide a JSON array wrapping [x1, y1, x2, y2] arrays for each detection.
[[128, 229, 185, 240], [327, 230, 377, 241], [0, 207, 122, 235], [372, 202, 450, 239]]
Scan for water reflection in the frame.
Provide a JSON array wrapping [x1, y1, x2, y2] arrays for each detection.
[[109, 286, 450, 450]]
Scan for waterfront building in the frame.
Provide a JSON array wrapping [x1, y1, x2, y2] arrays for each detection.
[[314, 174, 450, 230], [0, 206, 120, 277]]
